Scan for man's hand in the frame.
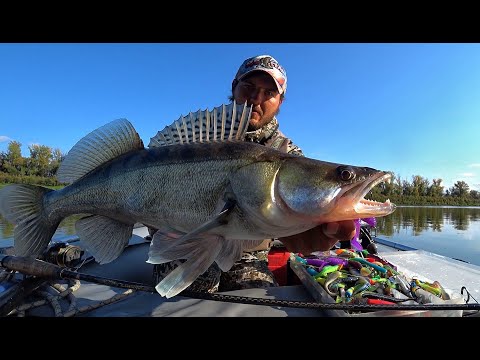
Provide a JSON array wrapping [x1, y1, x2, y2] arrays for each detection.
[[279, 220, 356, 255]]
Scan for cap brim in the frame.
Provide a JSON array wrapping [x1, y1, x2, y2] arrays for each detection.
[[238, 69, 285, 95]]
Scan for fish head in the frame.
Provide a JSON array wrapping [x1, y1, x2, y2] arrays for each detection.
[[276, 158, 396, 223]]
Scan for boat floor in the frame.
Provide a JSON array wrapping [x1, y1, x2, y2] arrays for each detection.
[[373, 242, 480, 302], [5, 227, 480, 317], [27, 240, 334, 317]]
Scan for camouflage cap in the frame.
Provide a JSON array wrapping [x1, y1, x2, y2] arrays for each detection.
[[235, 55, 287, 95]]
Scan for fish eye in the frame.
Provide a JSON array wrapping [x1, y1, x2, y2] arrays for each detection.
[[338, 167, 355, 181]]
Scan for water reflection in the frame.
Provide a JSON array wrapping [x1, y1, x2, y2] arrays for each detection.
[[376, 206, 480, 266], [0, 214, 83, 242], [376, 206, 480, 236], [2, 206, 480, 266]]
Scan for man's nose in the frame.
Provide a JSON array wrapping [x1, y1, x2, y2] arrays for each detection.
[[248, 88, 263, 104]]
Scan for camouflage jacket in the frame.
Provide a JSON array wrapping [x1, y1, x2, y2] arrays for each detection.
[[243, 116, 303, 156]]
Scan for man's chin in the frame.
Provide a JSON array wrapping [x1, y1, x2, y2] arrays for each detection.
[[248, 113, 267, 130]]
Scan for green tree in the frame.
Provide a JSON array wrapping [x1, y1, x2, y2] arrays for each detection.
[[470, 190, 479, 199], [411, 175, 429, 197], [428, 178, 444, 197], [4, 141, 24, 175], [450, 181, 470, 197], [49, 148, 64, 177], [27, 144, 52, 177], [0, 151, 6, 172], [393, 174, 403, 195], [402, 179, 413, 196]]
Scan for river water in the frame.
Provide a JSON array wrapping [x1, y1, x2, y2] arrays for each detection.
[[374, 206, 480, 266]]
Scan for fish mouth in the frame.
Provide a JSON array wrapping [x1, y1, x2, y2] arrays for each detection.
[[339, 172, 396, 217]]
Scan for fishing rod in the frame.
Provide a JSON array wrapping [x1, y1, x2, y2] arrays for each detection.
[[0, 254, 154, 292], [1, 253, 479, 314]]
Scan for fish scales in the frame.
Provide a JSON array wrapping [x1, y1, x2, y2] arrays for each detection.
[[0, 101, 396, 298]]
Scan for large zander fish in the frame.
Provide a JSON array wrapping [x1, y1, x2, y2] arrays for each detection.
[[0, 101, 396, 298]]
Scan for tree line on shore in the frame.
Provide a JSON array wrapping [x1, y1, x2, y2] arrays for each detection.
[[1, 140, 479, 205]]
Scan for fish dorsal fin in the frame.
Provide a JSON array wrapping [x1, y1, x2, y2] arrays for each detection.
[[57, 119, 144, 183], [148, 100, 252, 148]]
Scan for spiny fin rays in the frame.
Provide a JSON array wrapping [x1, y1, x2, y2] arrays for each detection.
[[148, 101, 252, 148]]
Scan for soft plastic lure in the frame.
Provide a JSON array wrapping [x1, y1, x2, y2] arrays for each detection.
[[350, 217, 377, 250]]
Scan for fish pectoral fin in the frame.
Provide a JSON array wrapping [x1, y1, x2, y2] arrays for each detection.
[[169, 199, 236, 243], [148, 233, 223, 298], [146, 200, 237, 298], [75, 215, 133, 264], [146, 197, 235, 262]]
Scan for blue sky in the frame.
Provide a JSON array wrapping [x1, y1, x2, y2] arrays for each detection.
[[1, 43, 479, 192]]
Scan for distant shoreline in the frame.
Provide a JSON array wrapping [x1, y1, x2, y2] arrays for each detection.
[[1, 182, 479, 207]]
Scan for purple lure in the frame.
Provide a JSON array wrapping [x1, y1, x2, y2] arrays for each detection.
[[350, 217, 377, 251]]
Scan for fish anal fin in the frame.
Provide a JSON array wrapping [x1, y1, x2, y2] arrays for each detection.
[[75, 215, 133, 264]]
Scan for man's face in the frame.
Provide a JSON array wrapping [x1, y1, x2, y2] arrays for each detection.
[[233, 71, 283, 131]]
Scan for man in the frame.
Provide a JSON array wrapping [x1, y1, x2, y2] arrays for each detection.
[[152, 54, 356, 292]]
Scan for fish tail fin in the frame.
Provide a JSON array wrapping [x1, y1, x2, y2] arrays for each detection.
[[0, 184, 58, 257], [147, 231, 224, 298]]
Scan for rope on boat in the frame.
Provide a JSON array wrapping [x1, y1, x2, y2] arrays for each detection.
[[0, 270, 12, 283], [10, 279, 80, 317], [2, 253, 480, 316], [63, 289, 136, 317], [1, 251, 139, 317], [7, 279, 136, 317]]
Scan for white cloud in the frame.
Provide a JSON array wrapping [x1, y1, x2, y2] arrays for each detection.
[[459, 172, 475, 177], [469, 163, 480, 168], [0, 136, 11, 143]]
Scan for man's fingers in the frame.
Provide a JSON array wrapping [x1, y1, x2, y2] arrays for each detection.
[[280, 220, 357, 255], [321, 220, 356, 241]]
